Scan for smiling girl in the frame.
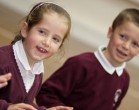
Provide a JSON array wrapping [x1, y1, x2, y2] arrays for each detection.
[[0, 2, 72, 110]]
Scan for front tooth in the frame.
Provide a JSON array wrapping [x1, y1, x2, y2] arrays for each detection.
[[40, 47, 47, 52]]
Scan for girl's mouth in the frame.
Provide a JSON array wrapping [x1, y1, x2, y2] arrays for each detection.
[[36, 46, 48, 53]]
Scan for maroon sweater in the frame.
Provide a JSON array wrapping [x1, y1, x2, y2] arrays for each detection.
[[36, 52, 130, 110], [0, 45, 46, 110]]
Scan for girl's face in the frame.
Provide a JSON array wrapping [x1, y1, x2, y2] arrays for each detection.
[[105, 21, 139, 66], [21, 12, 68, 65]]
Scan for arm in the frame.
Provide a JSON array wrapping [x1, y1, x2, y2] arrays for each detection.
[[0, 46, 12, 89], [0, 74, 45, 110], [8, 103, 37, 110], [36, 57, 84, 108], [47, 106, 73, 110], [0, 99, 37, 110]]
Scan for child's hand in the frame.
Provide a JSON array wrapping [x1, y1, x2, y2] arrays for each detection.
[[47, 106, 73, 110], [8, 103, 37, 110], [0, 73, 12, 88]]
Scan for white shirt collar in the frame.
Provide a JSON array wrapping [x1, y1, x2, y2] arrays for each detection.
[[13, 40, 44, 74], [94, 45, 126, 76]]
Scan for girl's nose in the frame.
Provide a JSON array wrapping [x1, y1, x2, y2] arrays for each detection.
[[42, 37, 51, 48]]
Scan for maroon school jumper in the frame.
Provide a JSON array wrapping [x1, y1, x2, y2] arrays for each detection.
[[36, 52, 130, 110], [0, 45, 46, 110]]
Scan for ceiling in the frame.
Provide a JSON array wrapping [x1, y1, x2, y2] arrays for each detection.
[[0, 0, 139, 67]]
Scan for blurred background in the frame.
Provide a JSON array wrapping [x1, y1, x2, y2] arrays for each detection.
[[0, 0, 139, 109]]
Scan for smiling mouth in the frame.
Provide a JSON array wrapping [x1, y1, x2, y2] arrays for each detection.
[[117, 49, 128, 57], [36, 46, 48, 53]]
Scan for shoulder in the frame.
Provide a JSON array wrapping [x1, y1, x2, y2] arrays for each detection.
[[0, 45, 14, 64], [120, 69, 130, 88], [0, 45, 12, 54], [66, 52, 96, 64], [123, 69, 130, 80]]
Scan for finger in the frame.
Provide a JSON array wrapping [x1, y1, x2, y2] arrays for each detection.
[[19, 103, 37, 110], [0, 73, 12, 82], [0, 76, 6, 83], [4, 73, 12, 80], [0, 82, 8, 88], [55, 106, 73, 110]]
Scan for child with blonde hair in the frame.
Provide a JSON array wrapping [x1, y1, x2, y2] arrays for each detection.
[[0, 2, 72, 110]]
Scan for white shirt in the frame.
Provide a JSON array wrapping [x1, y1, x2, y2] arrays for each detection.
[[13, 40, 44, 92], [94, 45, 126, 76]]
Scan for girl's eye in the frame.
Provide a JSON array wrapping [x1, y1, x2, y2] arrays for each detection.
[[39, 30, 46, 36], [53, 36, 62, 43], [132, 41, 139, 48], [120, 34, 126, 40], [53, 37, 59, 43]]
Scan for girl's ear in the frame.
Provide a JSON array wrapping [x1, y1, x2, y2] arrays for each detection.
[[107, 26, 113, 38], [21, 22, 28, 38]]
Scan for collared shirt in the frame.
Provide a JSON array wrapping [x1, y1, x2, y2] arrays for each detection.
[[13, 40, 44, 92], [94, 45, 126, 76]]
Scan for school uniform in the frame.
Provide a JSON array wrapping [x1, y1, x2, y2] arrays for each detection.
[[0, 40, 46, 110], [36, 46, 130, 110]]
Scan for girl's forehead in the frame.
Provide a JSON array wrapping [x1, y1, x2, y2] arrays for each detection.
[[36, 12, 68, 33], [42, 12, 69, 25]]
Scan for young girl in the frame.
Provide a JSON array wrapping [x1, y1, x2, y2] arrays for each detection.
[[36, 8, 139, 110], [0, 2, 72, 110]]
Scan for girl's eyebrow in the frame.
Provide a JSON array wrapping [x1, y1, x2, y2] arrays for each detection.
[[38, 27, 49, 32]]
